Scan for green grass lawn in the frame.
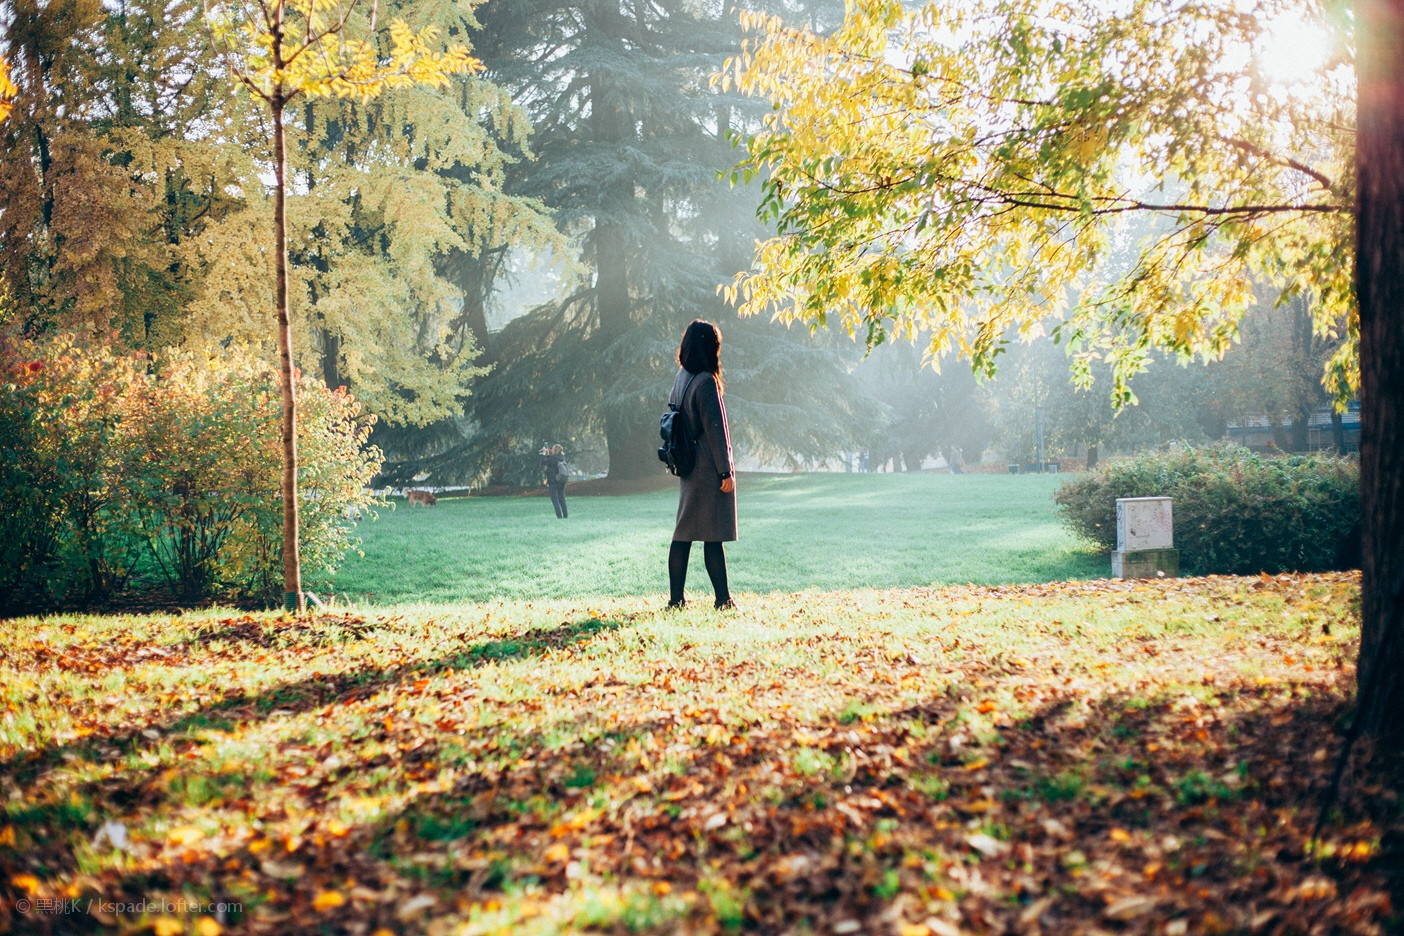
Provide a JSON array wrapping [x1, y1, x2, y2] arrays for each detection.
[[330, 472, 1105, 606]]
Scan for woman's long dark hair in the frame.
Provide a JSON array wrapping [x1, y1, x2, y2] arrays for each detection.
[[677, 319, 723, 392]]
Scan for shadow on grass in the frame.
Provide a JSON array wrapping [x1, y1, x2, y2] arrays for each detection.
[[318, 687, 1389, 934], [0, 614, 629, 787], [6, 646, 1399, 935]]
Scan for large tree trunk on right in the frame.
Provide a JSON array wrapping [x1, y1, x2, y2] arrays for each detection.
[[1352, 0, 1404, 744]]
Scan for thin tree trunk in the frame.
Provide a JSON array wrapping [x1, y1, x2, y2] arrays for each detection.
[[1352, 0, 1404, 744], [35, 123, 52, 229], [1290, 301, 1313, 452], [271, 92, 303, 613]]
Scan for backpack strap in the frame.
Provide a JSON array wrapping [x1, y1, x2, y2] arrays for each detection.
[[671, 371, 699, 411]]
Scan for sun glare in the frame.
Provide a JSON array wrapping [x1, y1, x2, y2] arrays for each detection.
[[1255, 11, 1335, 87]]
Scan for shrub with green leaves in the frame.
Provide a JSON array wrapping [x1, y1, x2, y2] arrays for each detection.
[[0, 334, 383, 611], [1053, 442, 1359, 575]]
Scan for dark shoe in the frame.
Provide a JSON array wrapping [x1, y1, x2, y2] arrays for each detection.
[[714, 598, 737, 610], [665, 600, 687, 610]]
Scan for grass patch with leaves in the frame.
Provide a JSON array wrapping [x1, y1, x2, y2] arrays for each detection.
[[1, 573, 1393, 934]]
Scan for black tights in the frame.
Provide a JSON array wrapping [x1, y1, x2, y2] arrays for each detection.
[[668, 540, 730, 607]]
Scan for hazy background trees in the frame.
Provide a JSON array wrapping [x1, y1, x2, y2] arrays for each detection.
[[369, 0, 885, 486], [0, 0, 1357, 495]]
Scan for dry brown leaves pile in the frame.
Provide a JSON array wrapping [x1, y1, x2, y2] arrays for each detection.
[[1, 572, 1398, 935]]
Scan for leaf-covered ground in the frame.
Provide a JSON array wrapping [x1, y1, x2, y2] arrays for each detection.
[[2, 573, 1397, 934]]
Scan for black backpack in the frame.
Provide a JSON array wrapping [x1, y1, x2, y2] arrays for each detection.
[[658, 373, 699, 477]]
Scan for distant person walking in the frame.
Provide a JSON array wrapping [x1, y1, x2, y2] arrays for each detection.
[[667, 320, 738, 609], [949, 446, 965, 475], [541, 443, 569, 518]]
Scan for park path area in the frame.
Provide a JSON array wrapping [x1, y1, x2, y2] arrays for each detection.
[[1, 572, 1395, 934]]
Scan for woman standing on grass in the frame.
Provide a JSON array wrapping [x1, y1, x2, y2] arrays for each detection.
[[667, 320, 737, 609]]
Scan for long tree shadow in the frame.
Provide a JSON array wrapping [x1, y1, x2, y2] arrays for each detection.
[[0, 613, 630, 786]]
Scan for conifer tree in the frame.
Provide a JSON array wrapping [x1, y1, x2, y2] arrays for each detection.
[[417, 0, 869, 485]]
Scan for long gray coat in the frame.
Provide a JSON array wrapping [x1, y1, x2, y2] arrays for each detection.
[[670, 368, 737, 542]]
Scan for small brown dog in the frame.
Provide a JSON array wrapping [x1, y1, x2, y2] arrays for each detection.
[[406, 489, 438, 507]]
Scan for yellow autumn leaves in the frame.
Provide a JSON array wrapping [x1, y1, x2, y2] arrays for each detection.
[[717, 0, 1356, 403], [0, 59, 15, 123], [206, 0, 481, 104]]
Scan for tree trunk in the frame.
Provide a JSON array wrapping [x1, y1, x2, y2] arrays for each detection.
[[1289, 410, 1310, 453], [587, 1, 654, 482], [440, 248, 493, 354], [271, 90, 303, 614], [604, 406, 659, 481], [594, 214, 655, 480], [1352, 0, 1404, 744], [1332, 409, 1346, 455], [1290, 300, 1314, 452], [1086, 443, 1098, 470], [321, 328, 341, 390]]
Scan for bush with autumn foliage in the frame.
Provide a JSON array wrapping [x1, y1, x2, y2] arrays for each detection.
[[1054, 442, 1359, 575], [0, 332, 382, 612], [0, 333, 146, 609]]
